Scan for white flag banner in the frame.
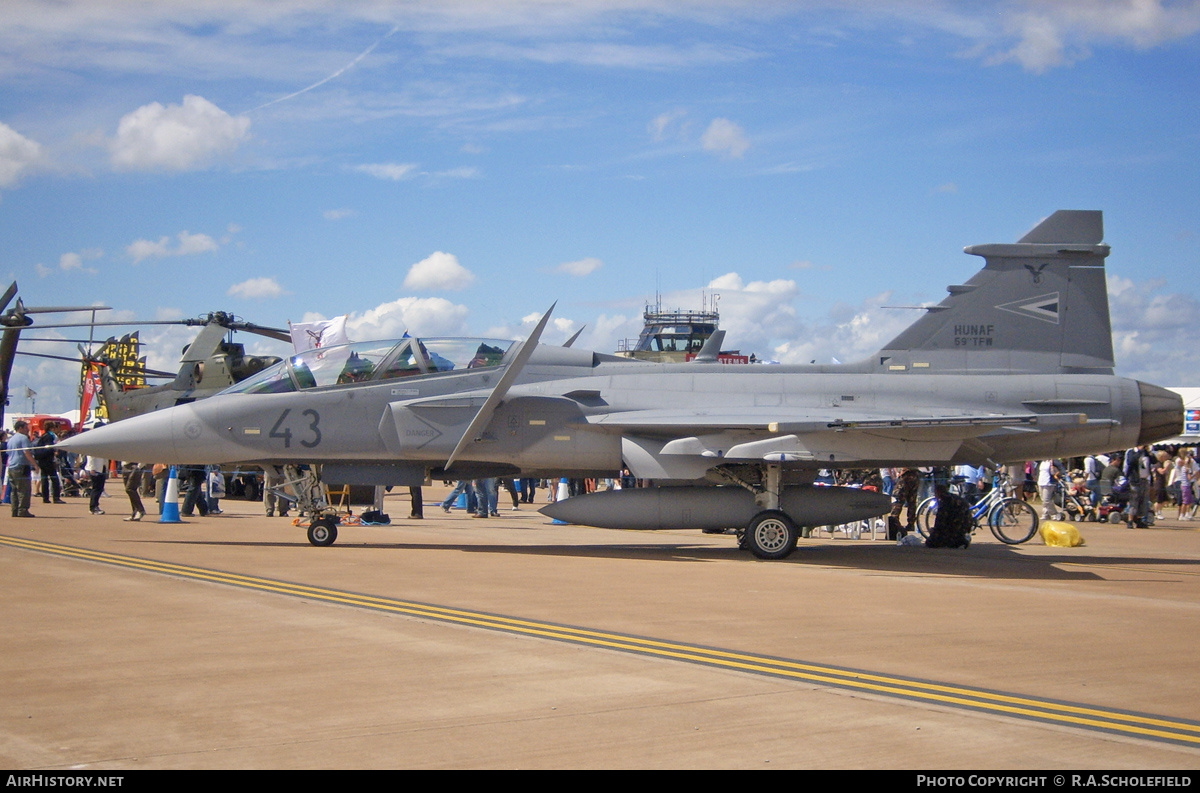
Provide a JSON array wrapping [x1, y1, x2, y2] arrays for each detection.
[[289, 315, 351, 353]]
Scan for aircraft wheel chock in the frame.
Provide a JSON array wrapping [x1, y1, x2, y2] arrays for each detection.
[[744, 510, 798, 560], [307, 517, 339, 547]]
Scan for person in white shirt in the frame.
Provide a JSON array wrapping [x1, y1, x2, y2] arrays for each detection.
[[85, 454, 108, 515], [1038, 459, 1061, 520]]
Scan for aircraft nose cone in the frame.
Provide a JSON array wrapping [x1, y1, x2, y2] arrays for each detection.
[[58, 408, 184, 463]]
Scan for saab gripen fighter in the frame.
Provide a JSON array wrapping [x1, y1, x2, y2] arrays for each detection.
[[61, 211, 1184, 558]]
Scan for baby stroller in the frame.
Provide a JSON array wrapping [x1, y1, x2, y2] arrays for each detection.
[[59, 466, 87, 498]]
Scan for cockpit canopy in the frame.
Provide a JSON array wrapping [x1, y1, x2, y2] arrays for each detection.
[[220, 337, 515, 395]]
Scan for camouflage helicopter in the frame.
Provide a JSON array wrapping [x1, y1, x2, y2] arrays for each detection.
[[76, 312, 290, 423]]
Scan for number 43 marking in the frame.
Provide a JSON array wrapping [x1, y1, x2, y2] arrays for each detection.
[[270, 409, 322, 448]]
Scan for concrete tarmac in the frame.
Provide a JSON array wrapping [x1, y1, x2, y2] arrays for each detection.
[[1, 487, 1199, 769]]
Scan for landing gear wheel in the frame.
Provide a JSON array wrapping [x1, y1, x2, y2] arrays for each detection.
[[307, 516, 339, 547], [744, 510, 799, 560]]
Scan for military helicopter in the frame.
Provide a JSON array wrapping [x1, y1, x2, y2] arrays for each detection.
[[75, 312, 290, 422], [3, 281, 290, 424]]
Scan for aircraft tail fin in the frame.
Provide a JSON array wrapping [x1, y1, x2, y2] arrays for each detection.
[[873, 210, 1114, 375], [692, 329, 726, 363]]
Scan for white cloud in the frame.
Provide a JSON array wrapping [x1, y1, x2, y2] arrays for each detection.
[[998, 12, 1072, 72], [127, 230, 220, 263], [176, 231, 219, 256], [556, 257, 603, 277], [697, 273, 801, 353], [433, 166, 480, 179], [228, 276, 286, 300], [760, 162, 815, 175], [976, 0, 1200, 72], [323, 208, 355, 221], [110, 95, 250, 172], [126, 237, 171, 263], [403, 251, 476, 291], [582, 313, 637, 352], [0, 122, 43, 188], [154, 307, 185, 321], [1107, 275, 1200, 385], [354, 162, 418, 181], [701, 118, 750, 159], [648, 109, 687, 140], [483, 311, 578, 344], [788, 259, 832, 272], [354, 163, 478, 183], [36, 249, 102, 277], [57, 251, 102, 275], [328, 296, 471, 339]]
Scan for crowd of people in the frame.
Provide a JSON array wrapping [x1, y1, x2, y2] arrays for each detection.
[[876, 446, 1200, 539], [3, 419, 114, 519], [2, 420, 233, 521]]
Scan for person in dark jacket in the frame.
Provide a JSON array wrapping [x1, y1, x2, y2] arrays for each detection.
[[34, 424, 65, 504], [926, 484, 972, 548]]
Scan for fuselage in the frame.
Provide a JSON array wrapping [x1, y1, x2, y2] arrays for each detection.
[[60, 343, 1180, 479]]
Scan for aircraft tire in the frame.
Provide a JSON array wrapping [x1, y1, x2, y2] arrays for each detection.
[[744, 510, 798, 560], [307, 517, 339, 547]]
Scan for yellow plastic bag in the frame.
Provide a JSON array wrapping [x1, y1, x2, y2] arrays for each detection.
[[1039, 520, 1085, 547]]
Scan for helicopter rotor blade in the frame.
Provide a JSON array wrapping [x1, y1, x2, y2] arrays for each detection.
[[15, 350, 93, 365], [19, 305, 112, 315], [26, 318, 290, 341]]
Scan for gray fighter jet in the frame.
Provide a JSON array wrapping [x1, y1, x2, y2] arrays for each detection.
[[60, 211, 1184, 557]]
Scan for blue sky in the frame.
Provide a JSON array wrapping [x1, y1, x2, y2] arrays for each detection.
[[3, 1, 1199, 414]]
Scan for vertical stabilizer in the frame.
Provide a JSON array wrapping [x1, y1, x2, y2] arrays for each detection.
[[874, 210, 1113, 375]]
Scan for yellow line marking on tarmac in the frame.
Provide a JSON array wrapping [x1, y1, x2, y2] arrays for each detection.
[[5, 533, 1200, 747]]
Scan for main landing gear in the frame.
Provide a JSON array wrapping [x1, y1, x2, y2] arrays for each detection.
[[721, 462, 804, 560], [742, 510, 800, 560]]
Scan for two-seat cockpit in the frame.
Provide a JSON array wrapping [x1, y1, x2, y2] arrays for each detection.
[[221, 337, 517, 395]]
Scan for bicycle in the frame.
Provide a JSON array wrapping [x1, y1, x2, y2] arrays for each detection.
[[915, 474, 1039, 544]]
